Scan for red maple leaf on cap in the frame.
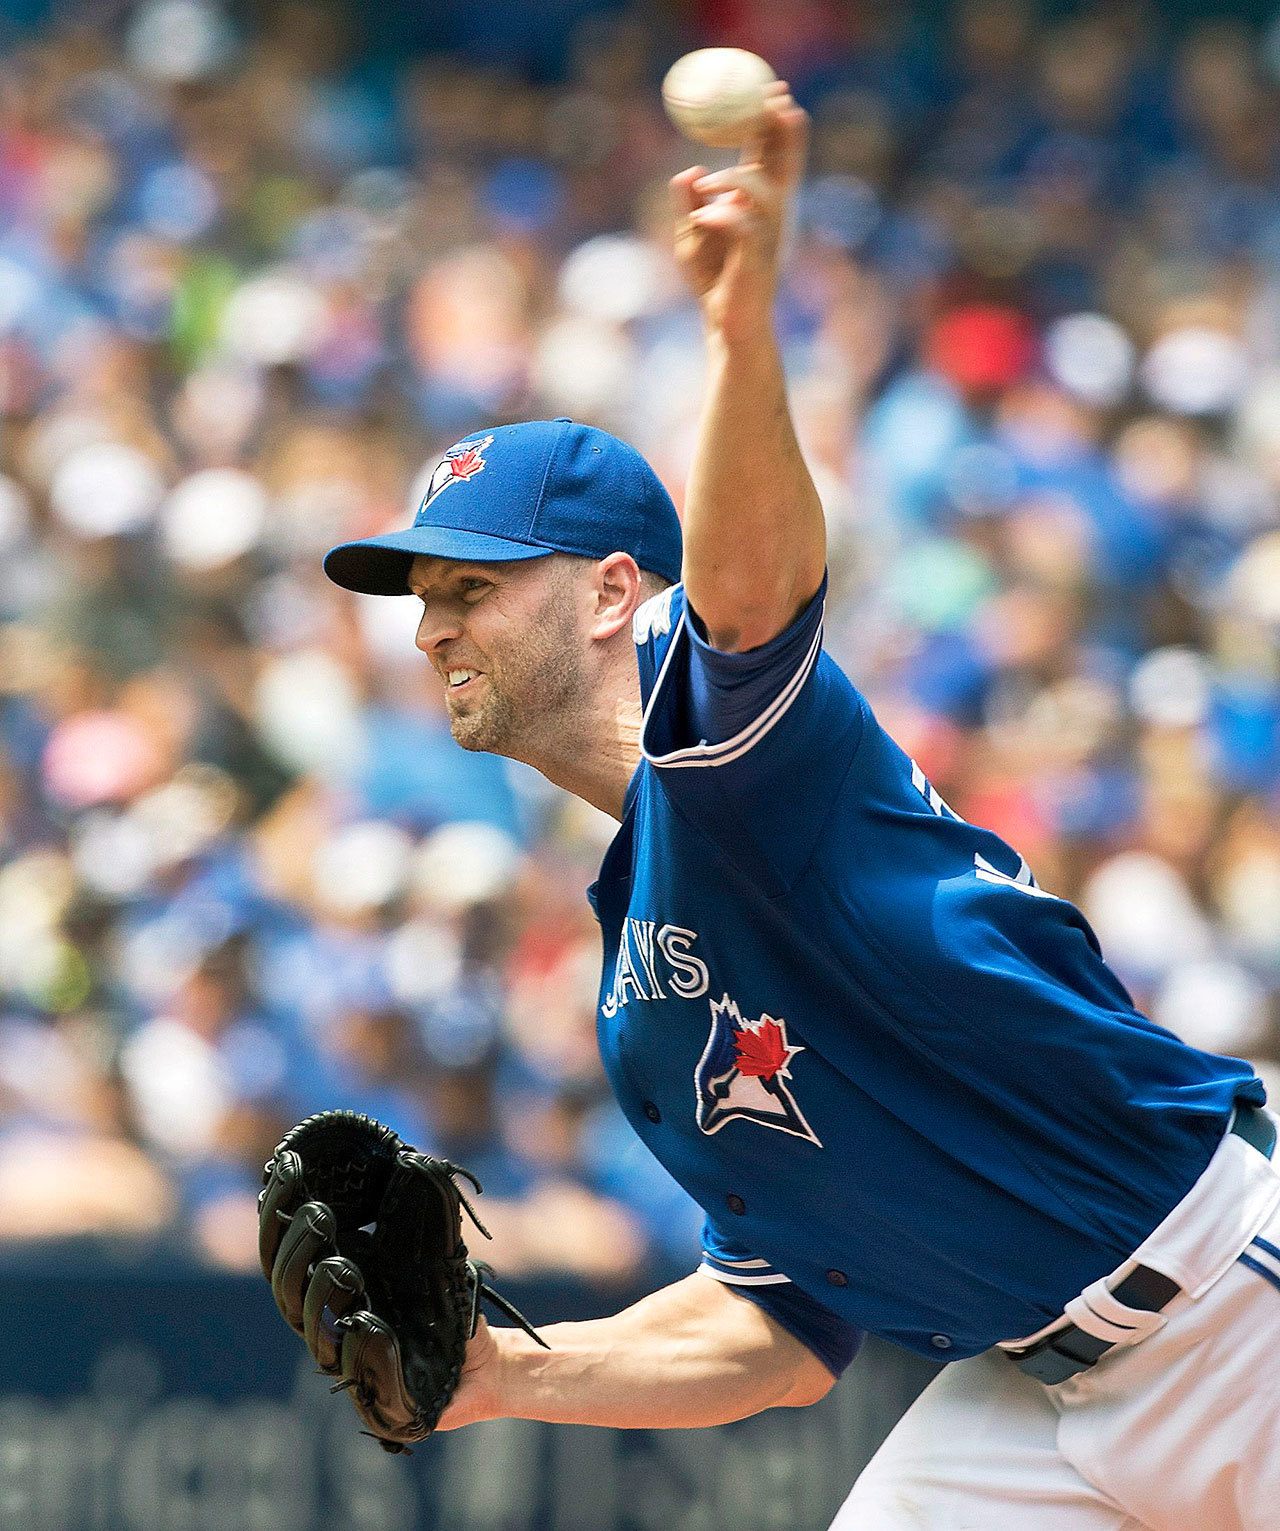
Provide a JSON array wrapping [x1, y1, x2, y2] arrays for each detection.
[[733, 1019, 792, 1081], [448, 446, 486, 480]]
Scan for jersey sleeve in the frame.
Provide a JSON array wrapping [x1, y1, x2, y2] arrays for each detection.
[[634, 577, 827, 758], [631, 576, 866, 887], [698, 1218, 863, 1379]]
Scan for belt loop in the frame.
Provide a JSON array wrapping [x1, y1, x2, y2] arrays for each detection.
[[1063, 1277, 1169, 1348], [1230, 1105, 1278, 1159]]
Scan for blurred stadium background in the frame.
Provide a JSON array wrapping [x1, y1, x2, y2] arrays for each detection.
[[3, 0, 1280, 1525]]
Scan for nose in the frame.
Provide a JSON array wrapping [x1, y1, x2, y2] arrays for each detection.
[[414, 598, 463, 657]]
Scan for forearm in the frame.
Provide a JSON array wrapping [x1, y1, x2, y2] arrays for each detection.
[[489, 1274, 832, 1429], [671, 89, 826, 650], [682, 329, 826, 650]]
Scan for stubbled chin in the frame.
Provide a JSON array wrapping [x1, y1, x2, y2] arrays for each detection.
[[448, 699, 499, 752]]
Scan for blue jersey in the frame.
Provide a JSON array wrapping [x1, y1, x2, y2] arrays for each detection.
[[588, 577, 1263, 1369]]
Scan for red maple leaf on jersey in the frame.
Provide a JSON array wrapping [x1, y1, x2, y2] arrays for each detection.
[[732, 1020, 792, 1080], [448, 446, 486, 480]]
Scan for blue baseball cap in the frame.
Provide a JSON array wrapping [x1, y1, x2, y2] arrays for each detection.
[[323, 418, 683, 595]]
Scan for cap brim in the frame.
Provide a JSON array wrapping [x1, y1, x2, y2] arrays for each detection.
[[323, 526, 554, 595]]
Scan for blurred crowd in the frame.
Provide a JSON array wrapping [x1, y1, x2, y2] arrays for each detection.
[[2, 0, 1280, 1280]]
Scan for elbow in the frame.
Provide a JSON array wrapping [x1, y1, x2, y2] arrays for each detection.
[[781, 1352, 839, 1409], [696, 569, 826, 654]]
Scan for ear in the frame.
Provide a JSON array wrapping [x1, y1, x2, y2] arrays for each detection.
[[588, 552, 644, 642]]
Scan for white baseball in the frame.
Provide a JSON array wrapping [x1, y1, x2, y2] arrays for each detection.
[[662, 48, 777, 150]]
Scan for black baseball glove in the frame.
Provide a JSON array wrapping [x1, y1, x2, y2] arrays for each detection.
[[258, 1110, 545, 1452]]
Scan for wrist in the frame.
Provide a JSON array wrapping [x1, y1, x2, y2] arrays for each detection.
[[487, 1323, 545, 1420], [704, 317, 781, 366]]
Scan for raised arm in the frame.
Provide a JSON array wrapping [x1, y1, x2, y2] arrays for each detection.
[[672, 85, 825, 653], [436, 1272, 836, 1432]]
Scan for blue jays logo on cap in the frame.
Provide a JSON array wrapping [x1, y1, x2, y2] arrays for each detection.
[[416, 434, 494, 520], [323, 418, 684, 596], [695, 994, 822, 1146]]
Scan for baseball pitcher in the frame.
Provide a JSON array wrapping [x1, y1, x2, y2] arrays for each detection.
[[295, 85, 1280, 1529]]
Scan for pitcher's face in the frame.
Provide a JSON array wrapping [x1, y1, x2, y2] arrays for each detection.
[[410, 554, 586, 755]]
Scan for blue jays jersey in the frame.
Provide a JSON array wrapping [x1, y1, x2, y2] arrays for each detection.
[[588, 577, 1264, 1368]]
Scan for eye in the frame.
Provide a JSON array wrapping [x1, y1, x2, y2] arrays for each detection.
[[459, 577, 491, 599]]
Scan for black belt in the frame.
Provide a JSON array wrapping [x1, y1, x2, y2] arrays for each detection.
[[1010, 1105, 1277, 1387]]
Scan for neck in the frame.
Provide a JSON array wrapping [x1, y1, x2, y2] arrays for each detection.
[[536, 702, 642, 820], [519, 666, 643, 821]]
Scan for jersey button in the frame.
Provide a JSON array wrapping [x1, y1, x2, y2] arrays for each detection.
[[825, 1269, 848, 1287], [931, 1334, 953, 1351], [726, 1194, 746, 1216], [643, 1101, 661, 1124]]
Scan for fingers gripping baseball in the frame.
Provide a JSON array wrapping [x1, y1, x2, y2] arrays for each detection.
[[670, 85, 808, 325], [753, 81, 808, 196]]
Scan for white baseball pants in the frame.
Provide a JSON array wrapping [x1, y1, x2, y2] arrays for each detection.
[[833, 1151, 1280, 1528]]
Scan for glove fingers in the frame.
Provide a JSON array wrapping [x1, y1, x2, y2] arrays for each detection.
[[304, 1255, 366, 1373], [339, 1310, 429, 1445], [258, 1149, 305, 1281], [271, 1199, 337, 1333]]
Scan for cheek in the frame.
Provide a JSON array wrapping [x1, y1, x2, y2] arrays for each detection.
[[480, 599, 530, 658], [467, 613, 499, 664]]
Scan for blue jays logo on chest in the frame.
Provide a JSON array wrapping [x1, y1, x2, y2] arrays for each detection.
[[695, 994, 822, 1147]]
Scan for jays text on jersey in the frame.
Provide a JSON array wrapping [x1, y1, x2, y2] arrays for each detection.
[[587, 576, 1263, 1369]]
